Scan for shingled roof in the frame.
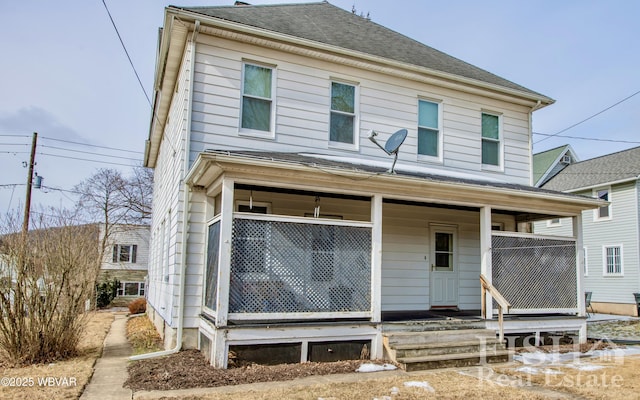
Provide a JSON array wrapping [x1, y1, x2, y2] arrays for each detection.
[[176, 1, 548, 99], [542, 146, 640, 192]]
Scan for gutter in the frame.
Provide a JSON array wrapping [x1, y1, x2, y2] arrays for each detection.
[[131, 20, 200, 361]]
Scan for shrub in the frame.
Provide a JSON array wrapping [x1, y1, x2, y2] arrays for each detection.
[[96, 278, 120, 309], [128, 298, 146, 314]]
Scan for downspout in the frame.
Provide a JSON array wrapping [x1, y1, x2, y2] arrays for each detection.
[[131, 20, 200, 361]]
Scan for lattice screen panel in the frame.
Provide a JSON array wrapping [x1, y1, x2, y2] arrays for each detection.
[[229, 218, 371, 314], [492, 235, 577, 310]]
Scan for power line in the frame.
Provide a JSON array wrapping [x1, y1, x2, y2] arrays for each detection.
[[38, 152, 137, 167], [0, 134, 30, 138], [533, 132, 640, 144], [40, 144, 143, 161], [40, 136, 142, 154], [534, 89, 640, 144], [100, 0, 151, 106]]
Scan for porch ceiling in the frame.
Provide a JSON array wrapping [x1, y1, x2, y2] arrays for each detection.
[[186, 151, 604, 218]]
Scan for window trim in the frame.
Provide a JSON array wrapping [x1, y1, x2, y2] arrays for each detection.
[[480, 111, 503, 171], [593, 187, 612, 221], [112, 244, 137, 263], [602, 244, 623, 276], [416, 98, 443, 163], [239, 61, 276, 138], [328, 79, 359, 151], [117, 281, 145, 297]]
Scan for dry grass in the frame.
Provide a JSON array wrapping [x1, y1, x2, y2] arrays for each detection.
[[496, 353, 640, 400], [127, 314, 163, 355], [147, 368, 550, 400], [0, 311, 114, 400]]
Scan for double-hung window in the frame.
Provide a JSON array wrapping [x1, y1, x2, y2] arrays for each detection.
[[117, 282, 145, 297], [481, 112, 501, 167], [112, 244, 137, 263], [329, 81, 356, 145], [241, 63, 274, 133], [603, 245, 622, 275], [417, 99, 440, 159], [594, 187, 611, 220]]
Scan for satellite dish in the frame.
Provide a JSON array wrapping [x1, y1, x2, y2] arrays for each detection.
[[368, 129, 408, 173]]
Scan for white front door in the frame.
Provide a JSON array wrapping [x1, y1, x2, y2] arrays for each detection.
[[430, 224, 459, 307]]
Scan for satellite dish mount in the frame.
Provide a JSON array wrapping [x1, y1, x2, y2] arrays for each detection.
[[368, 128, 408, 174]]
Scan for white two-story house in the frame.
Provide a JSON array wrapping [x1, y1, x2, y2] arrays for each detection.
[[143, 1, 602, 369]]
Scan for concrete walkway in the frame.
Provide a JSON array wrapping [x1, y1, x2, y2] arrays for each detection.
[[81, 313, 132, 400]]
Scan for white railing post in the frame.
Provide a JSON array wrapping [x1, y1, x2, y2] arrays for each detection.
[[480, 206, 493, 319]]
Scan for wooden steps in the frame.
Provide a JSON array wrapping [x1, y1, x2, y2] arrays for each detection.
[[383, 326, 512, 371]]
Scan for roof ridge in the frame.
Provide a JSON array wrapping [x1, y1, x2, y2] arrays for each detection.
[[569, 145, 640, 165]]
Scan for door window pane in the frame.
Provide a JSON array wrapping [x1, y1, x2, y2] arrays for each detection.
[[435, 232, 453, 270]]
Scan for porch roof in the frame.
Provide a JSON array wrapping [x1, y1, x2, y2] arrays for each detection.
[[186, 150, 604, 220]]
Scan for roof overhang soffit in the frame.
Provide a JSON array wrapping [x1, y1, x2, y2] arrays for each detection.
[[185, 153, 604, 218]]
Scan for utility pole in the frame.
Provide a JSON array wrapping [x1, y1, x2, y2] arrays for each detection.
[[22, 132, 38, 236]]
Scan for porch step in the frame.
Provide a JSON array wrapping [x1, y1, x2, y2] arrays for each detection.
[[396, 349, 513, 372], [384, 327, 511, 371], [383, 318, 485, 333]]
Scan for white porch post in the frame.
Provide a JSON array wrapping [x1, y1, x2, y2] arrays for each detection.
[[573, 213, 587, 342], [370, 194, 383, 359], [213, 177, 234, 368], [480, 206, 493, 319]]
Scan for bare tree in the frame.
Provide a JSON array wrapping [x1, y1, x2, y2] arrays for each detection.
[[120, 166, 153, 225], [0, 208, 99, 364]]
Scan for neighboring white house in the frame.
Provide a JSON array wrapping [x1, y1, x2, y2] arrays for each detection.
[[99, 224, 150, 300], [534, 146, 640, 316], [143, 2, 603, 368]]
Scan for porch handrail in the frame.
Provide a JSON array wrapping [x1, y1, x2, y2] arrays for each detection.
[[480, 274, 511, 342]]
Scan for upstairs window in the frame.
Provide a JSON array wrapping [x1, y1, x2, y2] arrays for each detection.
[[241, 63, 273, 133], [418, 100, 440, 159], [594, 188, 611, 220], [481, 112, 501, 167], [330, 82, 356, 145], [112, 244, 137, 263]]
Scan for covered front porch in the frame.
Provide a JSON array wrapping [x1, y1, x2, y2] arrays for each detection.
[[187, 151, 601, 368]]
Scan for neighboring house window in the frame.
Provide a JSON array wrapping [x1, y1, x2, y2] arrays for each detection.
[[112, 244, 137, 263], [329, 81, 356, 145], [583, 247, 588, 276], [547, 218, 561, 227], [117, 281, 145, 297], [417, 99, 441, 159], [481, 112, 501, 167], [603, 245, 623, 275], [241, 63, 274, 133], [594, 187, 611, 220]]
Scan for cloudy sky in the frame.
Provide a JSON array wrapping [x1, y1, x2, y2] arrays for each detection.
[[2, 0, 639, 216]]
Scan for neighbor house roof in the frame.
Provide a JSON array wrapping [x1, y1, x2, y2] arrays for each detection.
[[178, 2, 549, 99], [532, 144, 578, 187], [542, 146, 640, 192]]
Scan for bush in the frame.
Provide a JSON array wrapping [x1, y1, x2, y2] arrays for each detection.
[[128, 298, 146, 314], [96, 278, 120, 309]]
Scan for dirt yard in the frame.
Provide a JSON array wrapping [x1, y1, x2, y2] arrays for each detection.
[[0, 311, 115, 400]]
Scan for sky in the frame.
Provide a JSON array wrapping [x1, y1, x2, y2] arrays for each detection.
[[1, 0, 639, 216]]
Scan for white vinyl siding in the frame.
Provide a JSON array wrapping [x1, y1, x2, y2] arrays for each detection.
[[190, 37, 533, 184], [580, 182, 639, 304]]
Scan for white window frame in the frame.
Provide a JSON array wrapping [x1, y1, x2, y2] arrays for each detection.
[[239, 61, 276, 138], [602, 244, 623, 276], [480, 111, 503, 171], [113, 244, 136, 263], [547, 218, 562, 227], [417, 98, 443, 163], [593, 187, 612, 221], [117, 281, 145, 297], [328, 79, 359, 151], [583, 246, 588, 276]]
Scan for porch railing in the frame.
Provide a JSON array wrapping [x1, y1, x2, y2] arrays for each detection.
[[227, 214, 372, 320], [480, 274, 511, 342], [491, 232, 578, 314]]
